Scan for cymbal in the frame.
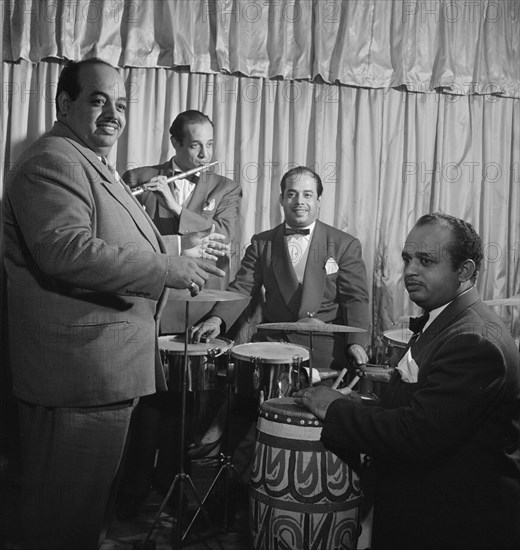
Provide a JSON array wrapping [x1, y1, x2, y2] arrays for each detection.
[[167, 289, 248, 302], [483, 295, 520, 307], [257, 319, 366, 333]]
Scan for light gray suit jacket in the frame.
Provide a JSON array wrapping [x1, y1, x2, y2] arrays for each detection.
[[3, 122, 170, 406]]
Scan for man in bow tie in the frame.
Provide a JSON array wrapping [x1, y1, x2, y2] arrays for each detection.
[[295, 213, 520, 550], [192, 165, 370, 372]]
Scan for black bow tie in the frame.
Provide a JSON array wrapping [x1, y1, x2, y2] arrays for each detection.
[[174, 170, 199, 184], [409, 313, 430, 334], [285, 227, 310, 236]]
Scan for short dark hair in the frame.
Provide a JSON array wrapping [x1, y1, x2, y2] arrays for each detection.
[[169, 110, 213, 144], [415, 212, 483, 281], [55, 58, 116, 116], [280, 166, 323, 198]]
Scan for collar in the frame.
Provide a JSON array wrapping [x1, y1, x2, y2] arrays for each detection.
[[422, 286, 474, 331]]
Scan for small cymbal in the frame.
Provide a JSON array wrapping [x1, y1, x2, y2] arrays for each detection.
[[483, 295, 520, 307], [167, 289, 248, 302], [257, 319, 366, 333]]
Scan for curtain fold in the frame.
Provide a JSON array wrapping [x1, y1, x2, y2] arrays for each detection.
[[3, 0, 519, 97], [2, 60, 518, 349]]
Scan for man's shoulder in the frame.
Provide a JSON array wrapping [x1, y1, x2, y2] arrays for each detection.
[[317, 220, 358, 243]]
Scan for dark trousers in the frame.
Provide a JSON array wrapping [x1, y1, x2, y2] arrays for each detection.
[[18, 398, 136, 550]]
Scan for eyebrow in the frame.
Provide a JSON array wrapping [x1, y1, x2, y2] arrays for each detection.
[[88, 90, 127, 103]]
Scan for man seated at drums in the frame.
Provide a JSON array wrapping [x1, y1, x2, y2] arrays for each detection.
[[295, 213, 520, 550], [116, 110, 241, 521], [191, 165, 370, 375]]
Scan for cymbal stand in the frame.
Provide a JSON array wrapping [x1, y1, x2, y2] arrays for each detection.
[[184, 345, 239, 535], [138, 301, 224, 550]]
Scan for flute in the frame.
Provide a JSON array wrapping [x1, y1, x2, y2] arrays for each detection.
[[131, 161, 219, 196]]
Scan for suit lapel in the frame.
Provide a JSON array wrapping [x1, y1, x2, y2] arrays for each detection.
[[298, 221, 327, 319], [65, 138, 162, 252], [272, 224, 300, 317], [184, 171, 215, 212]]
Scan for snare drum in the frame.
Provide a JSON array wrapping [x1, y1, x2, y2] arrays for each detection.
[[382, 329, 413, 369], [250, 397, 362, 550], [230, 342, 310, 400], [158, 335, 232, 392]]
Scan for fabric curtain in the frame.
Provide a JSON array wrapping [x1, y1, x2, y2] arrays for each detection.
[[2, 0, 519, 352], [4, 0, 519, 97], [3, 60, 518, 351]]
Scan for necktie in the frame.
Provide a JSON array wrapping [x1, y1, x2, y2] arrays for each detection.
[[409, 313, 430, 334], [174, 169, 199, 184], [284, 227, 310, 236]]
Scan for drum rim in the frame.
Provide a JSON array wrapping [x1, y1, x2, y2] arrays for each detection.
[[158, 334, 232, 355], [382, 328, 413, 345], [230, 341, 309, 363]]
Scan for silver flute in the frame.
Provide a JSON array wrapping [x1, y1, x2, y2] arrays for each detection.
[[131, 161, 219, 196]]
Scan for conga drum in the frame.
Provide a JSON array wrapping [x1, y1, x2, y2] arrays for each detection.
[[249, 397, 362, 550]]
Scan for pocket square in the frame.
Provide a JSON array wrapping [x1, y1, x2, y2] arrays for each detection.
[[396, 349, 419, 383], [325, 257, 339, 275], [203, 198, 216, 211]]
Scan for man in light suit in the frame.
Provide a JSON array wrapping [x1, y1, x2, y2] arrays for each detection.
[[296, 213, 520, 550], [123, 110, 241, 332], [192, 166, 370, 371], [2, 59, 224, 550]]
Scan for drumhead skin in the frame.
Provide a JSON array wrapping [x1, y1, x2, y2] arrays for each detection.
[[158, 335, 232, 355], [382, 328, 413, 346], [231, 342, 310, 363]]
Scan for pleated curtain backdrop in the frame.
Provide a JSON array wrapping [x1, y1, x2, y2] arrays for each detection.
[[2, 0, 519, 353]]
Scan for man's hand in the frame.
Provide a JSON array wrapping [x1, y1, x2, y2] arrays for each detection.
[[143, 176, 182, 215], [165, 256, 225, 291], [347, 343, 369, 366], [190, 316, 223, 343], [181, 225, 230, 261], [293, 385, 345, 421]]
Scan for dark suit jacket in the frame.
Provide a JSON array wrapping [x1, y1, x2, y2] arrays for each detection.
[[3, 122, 169, 407], [123, 160, 241, 332], [212, 221, 369, 369], [321, 287, 520, 550]]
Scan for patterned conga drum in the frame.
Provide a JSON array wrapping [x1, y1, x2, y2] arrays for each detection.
[[249, 397, 362, 550]]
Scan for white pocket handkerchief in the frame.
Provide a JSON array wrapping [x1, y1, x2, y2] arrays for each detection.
[[396, 349, 419, 383], [203, 198, 216, 211], [325, 257, 339, 275]]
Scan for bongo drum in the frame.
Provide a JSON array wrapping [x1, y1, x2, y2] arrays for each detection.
[[382, 329, 413, 369], [230, 342, 310, 401], [249, 397, 362, 550], [158, 335, 232, 392]]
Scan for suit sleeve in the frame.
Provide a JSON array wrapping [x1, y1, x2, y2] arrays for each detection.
[[321, 332, 509, 463], [178, 177, 241, 241], [337, 237, 369, 346], [7, 151, 168, 299], [211, 235, 263, 329]]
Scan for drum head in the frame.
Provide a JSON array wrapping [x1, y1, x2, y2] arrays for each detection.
[[382, 329, 413, 347], [231, 342, 309, 363], [158, 335, 231, 356], [260, 396, 320, 424]]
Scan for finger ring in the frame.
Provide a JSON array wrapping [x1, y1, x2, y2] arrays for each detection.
[[189, 282, 197, 291]]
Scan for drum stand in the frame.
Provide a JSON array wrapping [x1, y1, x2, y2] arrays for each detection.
[[184, 353, 239, 535], [136, 301, 224, 550]]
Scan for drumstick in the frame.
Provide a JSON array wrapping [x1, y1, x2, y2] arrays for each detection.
[[131, 161, 219, 195], [337, 375, 361, 395], [331, 367, 348, 390]]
